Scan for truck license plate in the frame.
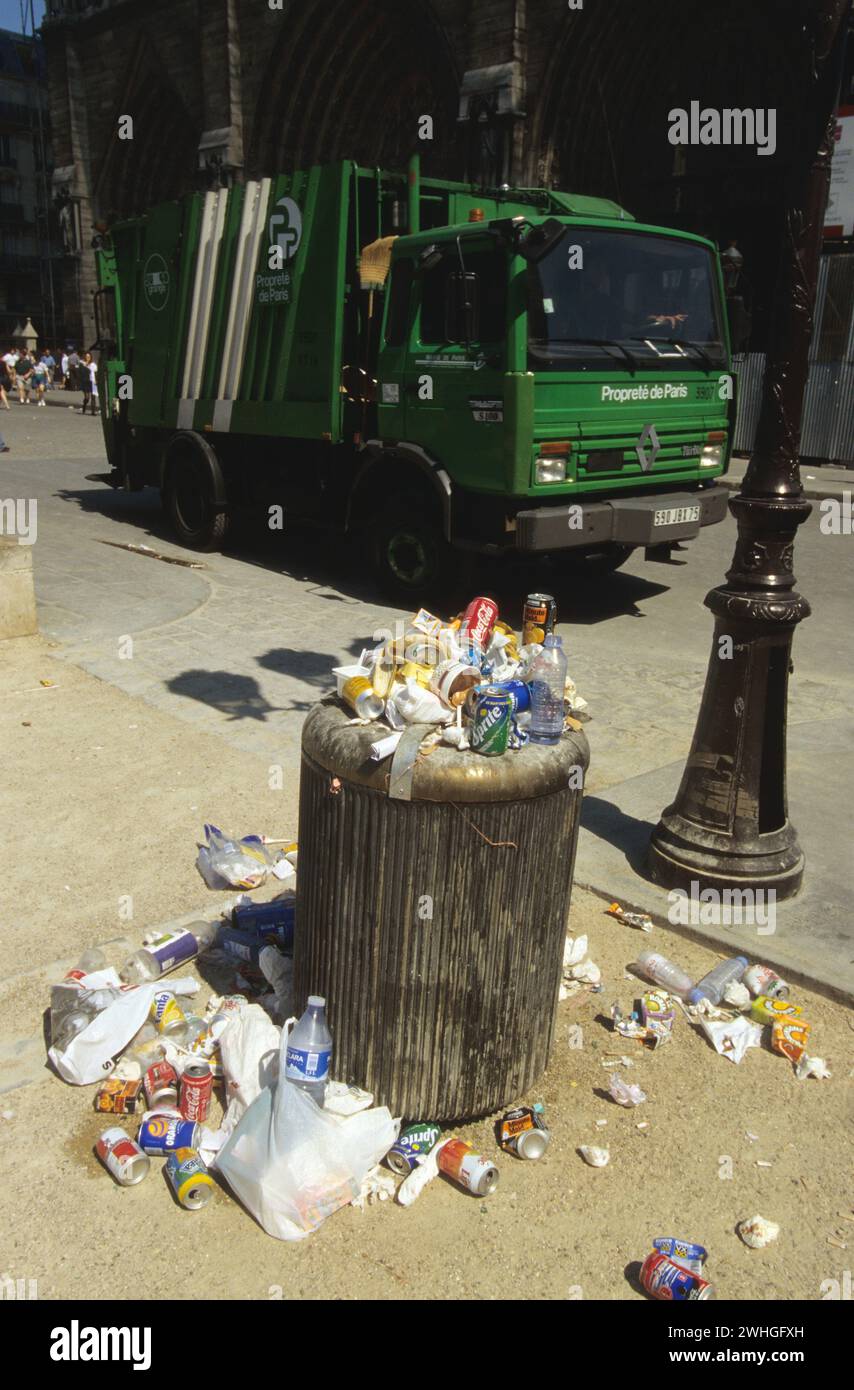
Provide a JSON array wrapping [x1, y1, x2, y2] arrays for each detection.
[[654, 505, 700, 527]]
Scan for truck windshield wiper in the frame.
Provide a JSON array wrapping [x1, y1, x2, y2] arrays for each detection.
[[626, 336, 714, 370], [535, 338, 639, 373], [663, 338, 714, 370]]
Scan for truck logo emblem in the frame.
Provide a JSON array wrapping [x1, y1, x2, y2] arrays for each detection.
[[269, 196, 302, 260], [143, 253, 170, 312], [635, 423, 661, 472]]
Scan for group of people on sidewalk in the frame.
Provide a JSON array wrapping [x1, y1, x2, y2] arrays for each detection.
[[0, 345, 100, 451]]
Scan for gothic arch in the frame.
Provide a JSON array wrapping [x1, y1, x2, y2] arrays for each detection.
[[248, 0, 461, 179], [92, 36, 200, 220], [527, 0, 802, 222]]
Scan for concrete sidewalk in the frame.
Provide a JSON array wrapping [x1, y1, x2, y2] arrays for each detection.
[[574, 715, 854, 1005], [723, 454, 852, 500]]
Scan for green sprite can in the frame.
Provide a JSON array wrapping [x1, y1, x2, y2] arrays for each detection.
[[386, 1122, 442, 1176], [470, 685, 513, 756]]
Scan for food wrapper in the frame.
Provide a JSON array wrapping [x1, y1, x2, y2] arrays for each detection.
[[772, 1018, 811, 1064], [641, 991, 674, 1047], [750, 995, 802, 1026]]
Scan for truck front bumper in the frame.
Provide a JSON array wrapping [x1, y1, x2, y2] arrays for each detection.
[[514, 483, 729, 552]]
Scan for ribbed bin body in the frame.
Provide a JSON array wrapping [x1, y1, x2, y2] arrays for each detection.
[[295, 700, 589, 1122]]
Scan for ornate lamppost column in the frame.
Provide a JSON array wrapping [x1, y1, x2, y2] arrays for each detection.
[[648, 0, 850, 900]]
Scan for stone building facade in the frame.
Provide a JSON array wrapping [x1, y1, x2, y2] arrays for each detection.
[[42, 0, 807, 347]]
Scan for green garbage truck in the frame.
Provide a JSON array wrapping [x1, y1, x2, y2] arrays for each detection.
[[93, 156, 734, 594]]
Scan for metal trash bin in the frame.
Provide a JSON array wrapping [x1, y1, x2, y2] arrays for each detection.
[[294, 698, 590, 1122]]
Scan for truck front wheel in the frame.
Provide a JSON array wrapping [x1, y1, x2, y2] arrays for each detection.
[[163, 439, 230, 551], [369, 499, 450, 602]]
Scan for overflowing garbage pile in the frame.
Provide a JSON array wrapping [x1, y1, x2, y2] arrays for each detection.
[[333, 593, 587, 759], [47, 836, 561, 1240]]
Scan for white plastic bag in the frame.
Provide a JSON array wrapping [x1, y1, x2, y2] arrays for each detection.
[[48, 972, 202, 1085], [215, 1073, 398, 1240]]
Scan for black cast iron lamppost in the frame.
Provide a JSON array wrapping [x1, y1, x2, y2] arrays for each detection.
[[648, 0, 850, 900]]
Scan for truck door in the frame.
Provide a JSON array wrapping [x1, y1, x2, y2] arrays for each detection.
[[402, 242, 507, 491], [128, 200, 186, 428]]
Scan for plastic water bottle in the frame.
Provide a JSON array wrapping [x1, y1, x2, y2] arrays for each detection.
[[284, 995, 332, 1106], [528, 634, 567, 745], [120, 921, 217, 985], [688, 956, 748, 1006], [49, 948, 109, 1049], [635, 949, 694, 999]]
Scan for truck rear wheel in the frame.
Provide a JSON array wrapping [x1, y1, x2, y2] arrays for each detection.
[[163, 438, 230, 551]]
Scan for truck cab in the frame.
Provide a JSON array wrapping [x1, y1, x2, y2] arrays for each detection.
[[367, 205, 732, 591]]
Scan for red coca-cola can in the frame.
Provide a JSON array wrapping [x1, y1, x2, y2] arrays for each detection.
[[144, 1059, 178, 1109], [460, 596, 499, 652], [180, 1062, 213, 1123]]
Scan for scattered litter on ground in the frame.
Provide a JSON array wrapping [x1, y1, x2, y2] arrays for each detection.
[[738, 1215, 780, 1249], [98, 539, 206, 568], [607, 901, 653, 932], [578, 1145, 610, 1167]]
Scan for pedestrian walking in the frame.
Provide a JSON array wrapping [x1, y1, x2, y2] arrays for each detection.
[[87, 352, 99, 416], [60, 349, 69, 387], [3, 347, 19, 391], [16, 352, 34, 404], [32, 355, 49, 406], [41, 349, 56, 388], [78, 352, 94, 414]]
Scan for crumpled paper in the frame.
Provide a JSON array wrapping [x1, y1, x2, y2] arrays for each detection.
[[699, 1014, 764, 1064]]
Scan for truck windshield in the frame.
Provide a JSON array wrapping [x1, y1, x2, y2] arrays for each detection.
[[527, 228, 727, 371]]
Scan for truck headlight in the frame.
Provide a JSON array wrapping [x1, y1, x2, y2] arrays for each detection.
[[700, 444, 723, 468], [535, 454, 568, 484]]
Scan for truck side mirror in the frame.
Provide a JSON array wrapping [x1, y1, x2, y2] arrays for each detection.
[[445, 271, 479, 344], [418, 243, 443, 272], [517, 218, 565, 264]]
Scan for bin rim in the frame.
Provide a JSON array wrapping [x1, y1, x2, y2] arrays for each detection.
[[301, 697, 590, 803]]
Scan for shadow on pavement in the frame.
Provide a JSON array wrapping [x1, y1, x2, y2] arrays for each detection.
[[580, 794, 658, 882], [54, 481, 675, 623], [166, 670, 286, 722]]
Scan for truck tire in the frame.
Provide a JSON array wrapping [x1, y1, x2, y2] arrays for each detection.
[[369, 497, 450, 602], [163, 439, 230, 551]]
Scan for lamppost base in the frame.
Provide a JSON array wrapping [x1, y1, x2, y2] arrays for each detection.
[[647, 823, 805, 900]]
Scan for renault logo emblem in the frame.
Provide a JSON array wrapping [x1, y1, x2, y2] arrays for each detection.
[[636, 423, 661, 472]]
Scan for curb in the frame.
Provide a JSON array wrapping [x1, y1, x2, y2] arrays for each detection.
[[574, 874, 854, 1009]]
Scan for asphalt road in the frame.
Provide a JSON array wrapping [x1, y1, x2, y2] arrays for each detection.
[[2, 395, 851, 797]]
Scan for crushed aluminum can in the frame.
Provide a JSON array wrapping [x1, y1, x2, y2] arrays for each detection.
[[652, 1237, 708, 1275], [437, 1139, 499, 1196], [96, 1127, 150, 1186], [165, 1147, 214, 1210], [386, 1122, 443, 1176], [143, 1060, 179, 1110], [498, 1106, 551, 1159], [641, 1250, 715, 1301], [743, 964, 789, 1000]]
